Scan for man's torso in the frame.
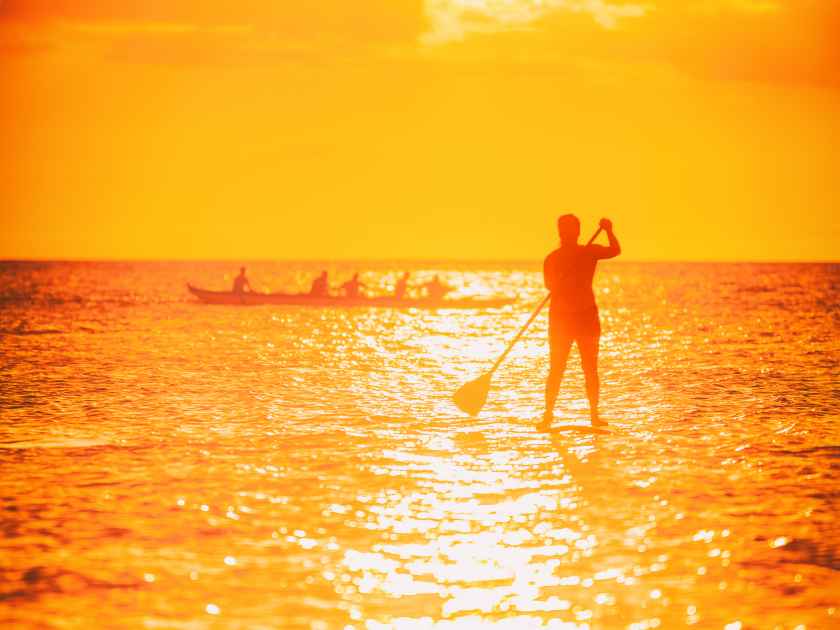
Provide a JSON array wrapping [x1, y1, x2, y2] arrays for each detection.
[[544, 245, 598, 315]]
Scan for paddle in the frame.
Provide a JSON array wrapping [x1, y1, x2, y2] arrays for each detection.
[[453, 226, 603, 417]]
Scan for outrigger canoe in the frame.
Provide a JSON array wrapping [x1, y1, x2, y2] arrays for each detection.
[[187, 284, 515, 309]]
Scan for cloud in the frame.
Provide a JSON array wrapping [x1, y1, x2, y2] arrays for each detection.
[[0, 0, 428, 61], [418, 0, 839, 88], [0, 0, 428, 67], [99, 27, 350, 67], [1, 1, 426, 40], [0, 30, 52, 56], [644, 1, 840, 87], [1, 0, 836, 87], [421, 0, 649, 44]]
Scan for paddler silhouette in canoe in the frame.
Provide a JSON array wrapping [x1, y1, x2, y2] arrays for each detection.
[[394, 272, 410, 299], [232, 267, 252, 294], [422, 275, 452, 300], [340, 273, 367, 298], [309, 271, 329, 297]]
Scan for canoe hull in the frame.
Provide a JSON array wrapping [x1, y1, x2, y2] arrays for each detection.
[[187, 285, 514, 309]]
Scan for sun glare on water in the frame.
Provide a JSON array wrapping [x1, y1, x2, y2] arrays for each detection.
[[337, 446, 595, 627]]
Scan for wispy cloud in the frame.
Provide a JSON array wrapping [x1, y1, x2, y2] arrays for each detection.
[[417, 0, 839, 88], [422, 0, 649, 45], [1, 0, 836, 87], [0, 1, 428, 66]]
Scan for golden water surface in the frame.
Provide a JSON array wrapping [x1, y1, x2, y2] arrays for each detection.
[[1, 262, 837, 629]]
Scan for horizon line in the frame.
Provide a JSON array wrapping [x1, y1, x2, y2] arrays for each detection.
[[1, 257, 838, 265]]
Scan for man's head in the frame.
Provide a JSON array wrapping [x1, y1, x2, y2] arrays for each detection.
[[557, 214, 580, 243], [239, 266, 246, 275]]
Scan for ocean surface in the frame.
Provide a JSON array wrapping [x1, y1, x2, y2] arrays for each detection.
[[0, 261, 837, 630]]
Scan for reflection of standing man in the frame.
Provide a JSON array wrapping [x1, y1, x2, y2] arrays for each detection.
[[540, 216, 620, 429]]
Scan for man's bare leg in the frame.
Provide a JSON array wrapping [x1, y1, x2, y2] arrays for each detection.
[[541, 336, 573, 428], [578, 335, 605, 426]]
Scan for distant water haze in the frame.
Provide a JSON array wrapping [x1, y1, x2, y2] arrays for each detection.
[[0, 261, 837, 628]]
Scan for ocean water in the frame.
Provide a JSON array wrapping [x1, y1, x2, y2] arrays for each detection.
[[0, 261, 837, 629]]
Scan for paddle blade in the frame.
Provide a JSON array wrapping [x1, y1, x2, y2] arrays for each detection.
[[453, 373, 492, 416]]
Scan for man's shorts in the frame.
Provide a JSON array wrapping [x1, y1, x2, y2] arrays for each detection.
[[549, 306, 601, 344]]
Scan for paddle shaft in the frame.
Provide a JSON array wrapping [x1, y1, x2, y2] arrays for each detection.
[[487, 227, 603, 375]]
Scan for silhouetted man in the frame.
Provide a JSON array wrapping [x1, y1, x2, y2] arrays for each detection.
[[394, 272, 410, 299], [422, 275, 451, 300], [540, 215, 620, 429], [310, 271, 329, 297], [340, 273, 366, 298], [232, 267, 252, 294]]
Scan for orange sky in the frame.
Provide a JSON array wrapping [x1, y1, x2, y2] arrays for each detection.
[[1, 1, 838, 261]]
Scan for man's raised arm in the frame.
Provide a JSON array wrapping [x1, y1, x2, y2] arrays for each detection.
[[598, 218, 621, 259]]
